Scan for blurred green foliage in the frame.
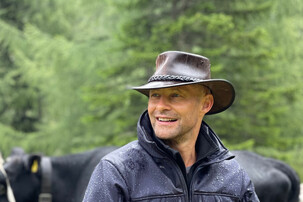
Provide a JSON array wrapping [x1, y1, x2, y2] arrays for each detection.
[[0, 0, 302, 179]]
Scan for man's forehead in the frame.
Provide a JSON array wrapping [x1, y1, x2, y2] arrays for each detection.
[[150, 85, 187, 92], [149, 84, 205, 93]]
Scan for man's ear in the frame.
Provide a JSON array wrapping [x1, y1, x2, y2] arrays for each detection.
[[202, 94, 214, 113], [24, 155, 41, 173]]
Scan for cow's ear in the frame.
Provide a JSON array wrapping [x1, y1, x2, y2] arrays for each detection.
[[10, 147, 25, 156], [26, 155, 41, 174]]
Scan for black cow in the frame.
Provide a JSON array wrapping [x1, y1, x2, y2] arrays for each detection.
[[0, 148, 301, 202], [0, 146, 118, 202], [233, 150, 301, 202]]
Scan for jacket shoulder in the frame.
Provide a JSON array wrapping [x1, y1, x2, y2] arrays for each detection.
[[102, 140, 147, 168]]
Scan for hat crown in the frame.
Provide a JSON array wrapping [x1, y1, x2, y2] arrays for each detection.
[[150, 51, 211, 82]]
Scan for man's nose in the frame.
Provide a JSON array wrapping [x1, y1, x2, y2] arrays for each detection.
[[156, 96, 171, 111]]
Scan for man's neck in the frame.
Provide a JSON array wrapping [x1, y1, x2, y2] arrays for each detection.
[[167, 138, 197, 167], [179, 146, 196, 167]]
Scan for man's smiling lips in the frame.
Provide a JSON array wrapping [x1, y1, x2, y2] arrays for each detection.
[[156, 117, 177, 122]]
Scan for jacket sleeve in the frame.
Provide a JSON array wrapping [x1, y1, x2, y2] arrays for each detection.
[[240, 169, 260, 202], [82, 159, 129, 202]]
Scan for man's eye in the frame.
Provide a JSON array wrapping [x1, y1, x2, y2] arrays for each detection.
[[172, 93, 180, 97], [150, 93, 160, 98]]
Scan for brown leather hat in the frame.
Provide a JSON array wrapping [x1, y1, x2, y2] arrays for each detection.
[[132, 51, 235, 114]]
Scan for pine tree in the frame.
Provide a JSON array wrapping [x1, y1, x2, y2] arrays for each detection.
[[84, 0, 276, 146]]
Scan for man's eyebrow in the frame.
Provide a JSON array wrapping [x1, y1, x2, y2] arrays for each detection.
[[175, 86, 190, 92]]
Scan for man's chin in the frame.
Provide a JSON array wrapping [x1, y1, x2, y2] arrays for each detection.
[[154, 132, 177, 141]]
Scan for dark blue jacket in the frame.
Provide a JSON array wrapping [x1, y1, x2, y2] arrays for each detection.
[[83, 111, 259, 201]]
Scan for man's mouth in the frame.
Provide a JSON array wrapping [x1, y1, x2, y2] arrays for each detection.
[[157, 117, 177, 122]]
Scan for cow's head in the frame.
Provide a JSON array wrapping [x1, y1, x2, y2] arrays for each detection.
[[0, 148, 43, 202]]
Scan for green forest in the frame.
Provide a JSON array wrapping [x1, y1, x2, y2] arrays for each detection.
[[0, 0, 302, 178]]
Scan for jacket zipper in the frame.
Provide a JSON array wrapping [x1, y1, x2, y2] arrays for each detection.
[[173, 160, 190, 201], [154, 147, 190, 201], [189, 165, 203, 201]]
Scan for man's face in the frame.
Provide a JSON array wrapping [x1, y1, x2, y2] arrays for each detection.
[[148, 84, 211, 143]]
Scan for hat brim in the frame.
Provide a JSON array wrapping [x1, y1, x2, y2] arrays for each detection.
[[132, 79, 235, 115]]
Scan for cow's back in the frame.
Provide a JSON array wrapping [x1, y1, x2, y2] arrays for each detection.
[[51, 146, 118, 202], [76, 146, 118, 200], [232, 150, 300, 202]]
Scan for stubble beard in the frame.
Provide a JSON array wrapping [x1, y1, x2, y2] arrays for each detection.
[[153, 124, 191, 148]]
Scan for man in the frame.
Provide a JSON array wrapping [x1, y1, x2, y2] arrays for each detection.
[[83, 51, 259, 201]]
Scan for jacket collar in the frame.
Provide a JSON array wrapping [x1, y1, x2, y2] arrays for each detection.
[[137, 110, 233, 164]]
